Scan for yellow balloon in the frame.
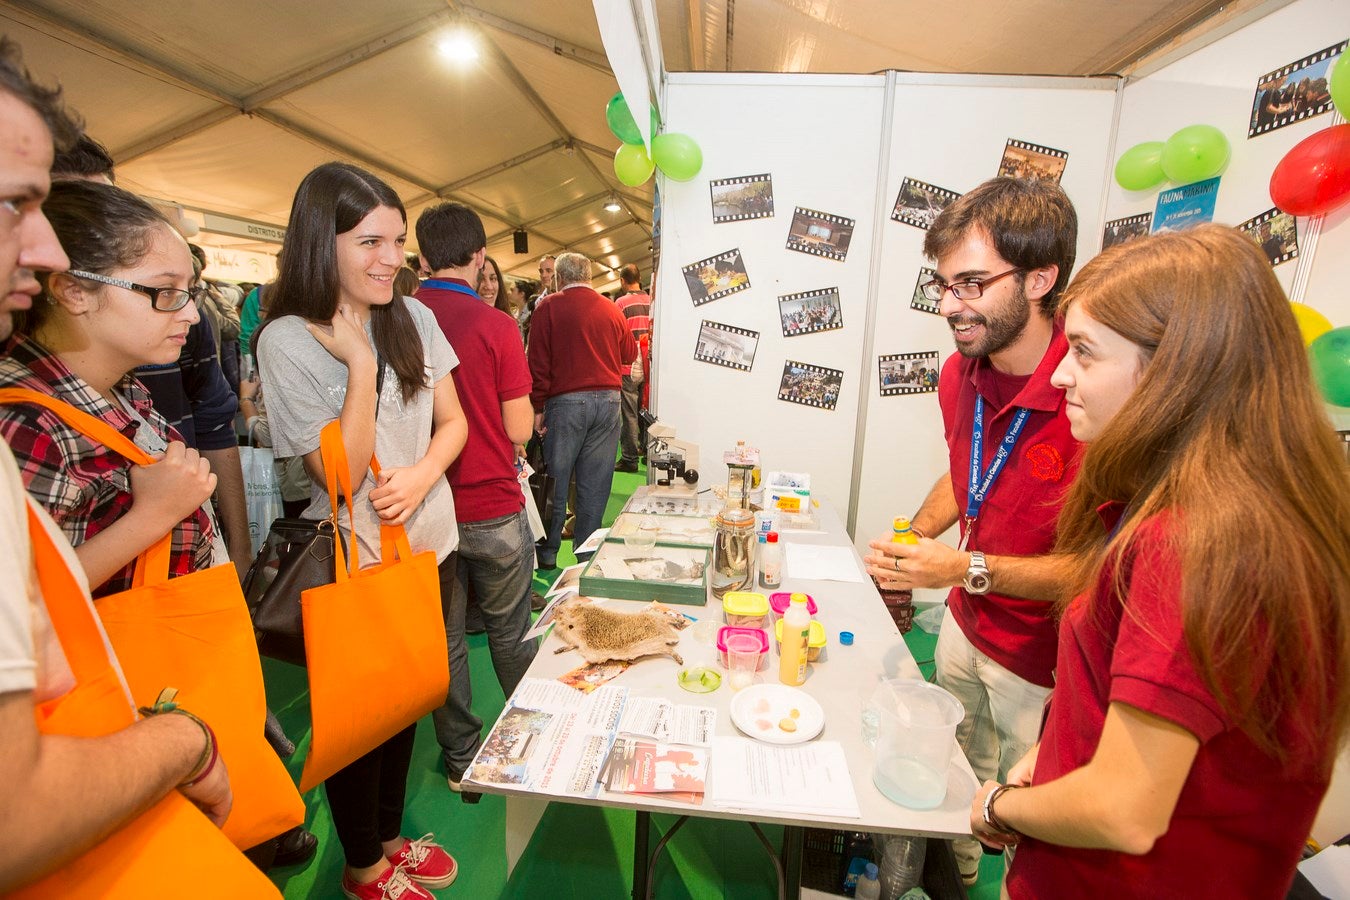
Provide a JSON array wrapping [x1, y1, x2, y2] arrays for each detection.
[[1291, 302, 1333, 346]]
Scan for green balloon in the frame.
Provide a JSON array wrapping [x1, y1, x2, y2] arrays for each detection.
[[1309, 326, 1350, 407], [651, 132, 703, 182], [1160, 124, 1230, 184], [1114, 141, 1167, 191], [605, 92, 659, 146], [613, 142, 654, 187], [1332, 51, 1350, 119]]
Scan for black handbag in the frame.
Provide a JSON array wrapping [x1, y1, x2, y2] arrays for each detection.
[[241, 517, 343, 666], [524, 431, 556, 534]]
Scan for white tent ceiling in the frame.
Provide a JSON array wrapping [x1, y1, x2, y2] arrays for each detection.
[[3, 0, 1246, 289]]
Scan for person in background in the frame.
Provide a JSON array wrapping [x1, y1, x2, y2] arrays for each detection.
[[48, 131, 115, 185], [238, 282, 264, 368], [526, 251, 636, 569], [477, 255, 514, 317], [414, 201, 538, 802], [864, 177, 1081, 886], [0, 37, 237, 892], [256, 161, 467, 900], [536, 253, 556, 301], [613, 263, 651, 473], [187, 243, 243, 389], [971, 224, 1350, 898], [392, 265, 420, 302]]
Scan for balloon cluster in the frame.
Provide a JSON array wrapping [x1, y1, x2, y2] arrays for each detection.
[[606, 92, 703, 186], [1270, 52, 1350, 218], [1114, 125, 1230, 191]]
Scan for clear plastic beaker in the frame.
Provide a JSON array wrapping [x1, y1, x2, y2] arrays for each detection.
[[871, 680, 964, 810]]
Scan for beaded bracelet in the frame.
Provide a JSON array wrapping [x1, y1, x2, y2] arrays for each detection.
[[138, 687, 219, 787]]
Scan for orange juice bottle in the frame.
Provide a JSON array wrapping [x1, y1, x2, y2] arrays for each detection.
[[778, 593, 811, 685]]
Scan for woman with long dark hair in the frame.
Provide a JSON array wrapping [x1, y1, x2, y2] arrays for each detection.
[[477, 254, 513, 316], [970, 224, 1350, 897], [256, 162, 468, 900]]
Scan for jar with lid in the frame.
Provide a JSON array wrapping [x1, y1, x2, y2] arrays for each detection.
[[711, 507, 757, 598]]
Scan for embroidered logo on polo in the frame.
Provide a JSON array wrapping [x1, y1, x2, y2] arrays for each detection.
[[1025, 443, 1065, 482]]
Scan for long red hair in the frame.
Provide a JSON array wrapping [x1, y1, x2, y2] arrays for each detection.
[[1054, 224, 1350, 772]]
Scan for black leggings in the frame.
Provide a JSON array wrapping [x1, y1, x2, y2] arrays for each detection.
[[323, 723, 417, 869]]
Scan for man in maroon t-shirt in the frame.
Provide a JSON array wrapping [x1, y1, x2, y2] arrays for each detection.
[[864, 178, 1081, 884], [527, 252, 636, 568], [613, 263, 651, 473], [413, 202, 539, 794]]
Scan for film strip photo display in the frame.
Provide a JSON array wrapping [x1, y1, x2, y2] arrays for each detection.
[[892, 178, 961, 230], [998, 139, 1068, 183], [710, 173, 774, 223], [879, 352, 940, 396], [778, 360, 844, 411], [681, 249, 751, 306], [1102, 213, 1152, 251], [694, 320, 759, 372], [1249, 41, 1346, 137], [785, 207, 856, 261], [779, 287, 843, 337], [1238, 207, 1299, 266], [911, 266, 940, 316]]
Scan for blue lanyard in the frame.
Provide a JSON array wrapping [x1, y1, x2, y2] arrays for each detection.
[[421, 279, 479, 299], [964, 395, 1031, 544]]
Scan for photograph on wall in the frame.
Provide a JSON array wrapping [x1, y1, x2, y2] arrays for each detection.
[[1249, 41, 1346, 137], [996, 139, 1068, 183], [694, 320, 759, 371], [891, 178, 961, 230], [1102, 213, 1153, 250], [785, 207, 856, 261], [709, 173, 774, 223], [681, 249, 751, 306], [910, 266, 941, 316], [879, 352, 941, 396], [1152, 177, 1220, 233], [778, 287, 843, 337], [777, 360, 844, 411], [1238, 207, 1299, 266]]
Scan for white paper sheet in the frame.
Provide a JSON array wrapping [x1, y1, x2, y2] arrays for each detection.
[[707, 737, 861, 817], [785, 543, 867, 583]]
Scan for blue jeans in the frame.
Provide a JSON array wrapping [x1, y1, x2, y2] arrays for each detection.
[[432, 509, 540, 776], [540, 390, 621, 558]]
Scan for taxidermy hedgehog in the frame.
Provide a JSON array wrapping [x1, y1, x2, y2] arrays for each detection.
[[552, 598, 690, 665]]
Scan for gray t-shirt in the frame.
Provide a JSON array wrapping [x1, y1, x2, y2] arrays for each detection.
[[256, 298, 459, 564]]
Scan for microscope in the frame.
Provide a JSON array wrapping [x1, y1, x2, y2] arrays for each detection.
[[643, 411, 700, 497]]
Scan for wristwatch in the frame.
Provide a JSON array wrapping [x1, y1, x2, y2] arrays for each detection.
[[964, 550, 992, 595]]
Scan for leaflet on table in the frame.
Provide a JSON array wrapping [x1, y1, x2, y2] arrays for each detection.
[[523, 589, 575, 641], [464, 679, 626, 797], [617, 695, 716, 746], [602, 738, 708, 805], [707, 737, 861, 818]]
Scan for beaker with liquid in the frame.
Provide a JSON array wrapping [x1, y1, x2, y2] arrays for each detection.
[[871, 680, 964, 810]]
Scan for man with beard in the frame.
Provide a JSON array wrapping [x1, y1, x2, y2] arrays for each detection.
[[863, 177, 1080, 887]]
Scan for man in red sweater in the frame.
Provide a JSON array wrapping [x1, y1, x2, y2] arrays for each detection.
[[527, 252, 636, 568]]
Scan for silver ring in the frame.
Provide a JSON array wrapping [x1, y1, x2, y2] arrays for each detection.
[[893, 556, 901, 571]]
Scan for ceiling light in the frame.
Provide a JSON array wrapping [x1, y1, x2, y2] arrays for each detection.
[[438, 32, 478, 62], [603, 194, 622, 212]]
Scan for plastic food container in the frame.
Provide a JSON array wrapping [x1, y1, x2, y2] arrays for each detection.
[[716, 626, 769, 670], [768, 591, 817, 620], [774, 618, 827, 661], [722, 590, 771, 629]]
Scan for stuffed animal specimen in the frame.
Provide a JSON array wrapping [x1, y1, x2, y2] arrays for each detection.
[[552, 598, 690, 665]]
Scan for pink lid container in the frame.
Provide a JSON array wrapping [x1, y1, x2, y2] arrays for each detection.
[[716, 626, 769, 670], [769, 591, 818, 618]]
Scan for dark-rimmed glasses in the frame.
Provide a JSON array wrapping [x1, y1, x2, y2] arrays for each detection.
[[920, 267, 1024, 303], [67, 269, 205, 312]]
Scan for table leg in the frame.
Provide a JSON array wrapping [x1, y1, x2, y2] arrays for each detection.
[[781, 825, 804, 898], [632, 809, 651, 900], [503, 794, 550, 876]]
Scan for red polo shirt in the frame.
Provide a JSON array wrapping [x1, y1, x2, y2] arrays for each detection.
[[415, 280, 532, 523], [936, 324, 1081, 687], [1010, 505, 1326, 898]]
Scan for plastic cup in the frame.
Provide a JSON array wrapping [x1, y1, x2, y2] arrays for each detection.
[[726, 633, 761, 691], [871, 680, 964, 809]]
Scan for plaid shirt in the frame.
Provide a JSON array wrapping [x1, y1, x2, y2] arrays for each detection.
[[0, 334, 215, 596]]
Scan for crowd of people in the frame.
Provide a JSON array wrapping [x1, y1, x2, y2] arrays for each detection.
[[2, 34, 1349, 900]]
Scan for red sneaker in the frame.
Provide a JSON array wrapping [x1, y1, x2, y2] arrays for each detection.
[[340, 864, 433, 900], [388, 834, 458, 889]]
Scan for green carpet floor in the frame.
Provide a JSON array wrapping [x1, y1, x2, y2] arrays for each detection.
[[261, 467, 1006, 898]]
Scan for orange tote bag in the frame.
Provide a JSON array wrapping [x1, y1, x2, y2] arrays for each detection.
[[0, 388, 304, 850], [11, 503, 279, 898], [297, 420, 449, 792]]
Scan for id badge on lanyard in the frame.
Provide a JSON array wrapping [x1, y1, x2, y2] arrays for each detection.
[[960, 395, 1031, 552]]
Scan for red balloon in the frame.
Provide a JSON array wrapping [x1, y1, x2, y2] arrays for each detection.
[[1270, 124, 1350, 217]]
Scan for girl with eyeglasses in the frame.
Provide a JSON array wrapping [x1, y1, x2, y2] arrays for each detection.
[[970, 224, 1350, 897], [0, 179, 223, 596]]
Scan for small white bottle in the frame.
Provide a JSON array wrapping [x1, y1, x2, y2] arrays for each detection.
[[855, 862, 881, 900], [759, 531, 782, 589]]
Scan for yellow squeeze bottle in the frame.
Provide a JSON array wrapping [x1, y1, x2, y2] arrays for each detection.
[[778, 593, 811, 686]]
